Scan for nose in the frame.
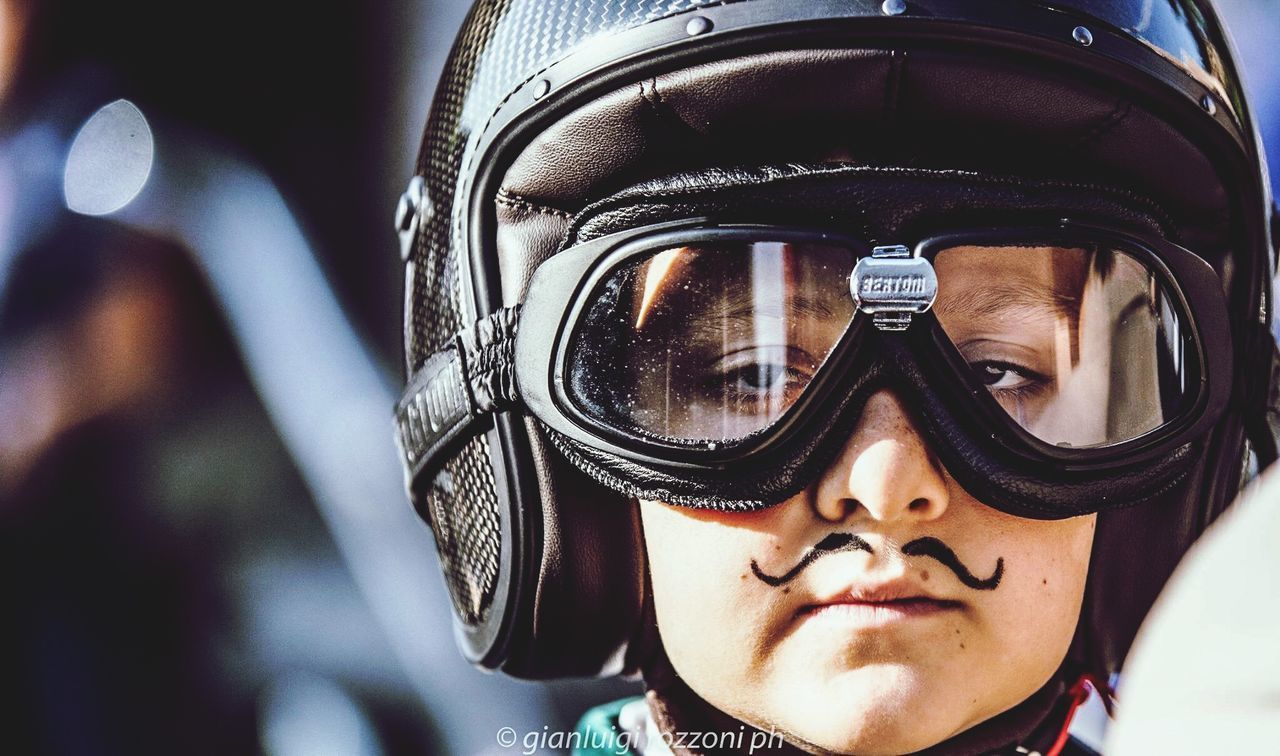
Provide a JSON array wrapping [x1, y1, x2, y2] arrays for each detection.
[[813, 389, 950, 524]]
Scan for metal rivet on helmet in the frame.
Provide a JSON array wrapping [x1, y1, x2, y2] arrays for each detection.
[[685, 16, 712, 36], [881, 0, 907, 17], [395, 175, 428, 262]]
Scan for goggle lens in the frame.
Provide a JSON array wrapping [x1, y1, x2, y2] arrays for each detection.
[[563, 235, 1198, 451], [567, 241, 858, 443], [933, 244, 1193, 449]]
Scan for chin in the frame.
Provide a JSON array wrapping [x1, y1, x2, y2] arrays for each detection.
[[754, 668, 963, 756], [774, 710, 952, 756]]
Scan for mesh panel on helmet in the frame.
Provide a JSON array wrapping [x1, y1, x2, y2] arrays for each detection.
[[411, 0, 742, 367], [421, 433, 502, 626], [409, 0, 740, 631], [410, 1, 510, 628]]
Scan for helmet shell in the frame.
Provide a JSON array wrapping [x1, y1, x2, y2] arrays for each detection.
[[403, 0, 1275, 677]]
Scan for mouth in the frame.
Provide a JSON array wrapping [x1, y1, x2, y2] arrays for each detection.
[[804, 597, 963, 623], [800, 582, 964, 626]]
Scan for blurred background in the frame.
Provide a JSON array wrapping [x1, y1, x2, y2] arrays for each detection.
[[0, 1, 1274, 754]]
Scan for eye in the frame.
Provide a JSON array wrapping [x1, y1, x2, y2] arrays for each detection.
[[973, 360, 1043, 391], [701, 347, 818, 404], [724, 362, 795, 392]]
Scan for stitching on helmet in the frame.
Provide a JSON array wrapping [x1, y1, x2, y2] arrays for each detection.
[[564, 164, 1181, 245], [883, 50, 903, 129], [1071, 99, 1134, 153], [639, 78, 659, 115], [648, 75, 702, 137], [495, 188, 575, 220]]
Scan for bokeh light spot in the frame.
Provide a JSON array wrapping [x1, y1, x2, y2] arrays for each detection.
[[64, 99, 154, 216]]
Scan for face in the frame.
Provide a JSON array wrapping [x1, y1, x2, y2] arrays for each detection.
[[635, 245, 1102, 754], [640, 397, 1096, 753]]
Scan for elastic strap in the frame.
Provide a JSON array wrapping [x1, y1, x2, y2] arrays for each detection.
[[395, 306, 521, 484]]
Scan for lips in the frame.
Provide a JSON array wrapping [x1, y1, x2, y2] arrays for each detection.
[[800, 579, 964, 624]]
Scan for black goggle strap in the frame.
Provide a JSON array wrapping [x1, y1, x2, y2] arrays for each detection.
[[395, 306, 521, 486]]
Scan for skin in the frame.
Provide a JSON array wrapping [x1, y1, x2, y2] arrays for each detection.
[[933, 244, 1164, 448], [625, 241, 1167, 447], [640, 394, 1095, 754], [634, 244, 1105, 754]]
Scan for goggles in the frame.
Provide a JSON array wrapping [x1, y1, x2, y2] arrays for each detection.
[[517, 220, 1231, 476], [397, 217, 1231, 519]]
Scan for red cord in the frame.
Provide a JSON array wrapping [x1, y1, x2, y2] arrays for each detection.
[[1046, 673, 1114, 756]]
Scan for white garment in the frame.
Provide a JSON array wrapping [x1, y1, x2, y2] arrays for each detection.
[[617, 698, 675, 756], [1106, 464, 1280, 753]]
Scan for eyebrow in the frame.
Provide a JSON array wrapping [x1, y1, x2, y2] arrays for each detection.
[[677, 295, 840, 344], [937, 283, 1079, 321], [724, 295, 839, 321]]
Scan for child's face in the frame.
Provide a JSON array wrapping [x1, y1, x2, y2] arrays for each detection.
[[640, 388, 1096, 754]]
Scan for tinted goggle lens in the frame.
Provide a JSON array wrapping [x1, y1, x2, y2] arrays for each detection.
[[568, 241, 858, 442], [564, 237, 1196, 450]]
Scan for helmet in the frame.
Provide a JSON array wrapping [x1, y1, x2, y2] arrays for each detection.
[[395, 0, 1279, 692]]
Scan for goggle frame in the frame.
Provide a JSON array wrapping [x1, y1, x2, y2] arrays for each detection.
[[516, 219, 1232, 473]]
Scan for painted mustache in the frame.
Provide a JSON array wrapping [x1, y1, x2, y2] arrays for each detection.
[[750, 533, 1003, 591], [902, 536, 1003, 591], [750, 533, 872, 587]]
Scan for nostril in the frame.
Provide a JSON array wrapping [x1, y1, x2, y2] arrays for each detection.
[[908, 498, 930, 512], [812, 497, 865, 523]]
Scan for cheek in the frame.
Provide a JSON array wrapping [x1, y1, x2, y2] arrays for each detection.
[[973, 513, 1096, 687], [1008, 513, 1093, 618], [640, 502, 787, 689]]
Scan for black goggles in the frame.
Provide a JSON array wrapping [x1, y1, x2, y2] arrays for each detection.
[[515, 220, 1232, 473]]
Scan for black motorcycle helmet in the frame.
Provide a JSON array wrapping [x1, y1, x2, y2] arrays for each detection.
[[394, 0, 1279, 727]]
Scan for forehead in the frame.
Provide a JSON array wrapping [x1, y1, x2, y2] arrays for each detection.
[[936, 245, 1087, 281], [633, 241, 854, 315], [933, 245, 1089, 317], [635, 243, 1092, 321]]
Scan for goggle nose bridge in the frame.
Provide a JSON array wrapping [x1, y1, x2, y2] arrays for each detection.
[[849, 244, 939, 331]]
